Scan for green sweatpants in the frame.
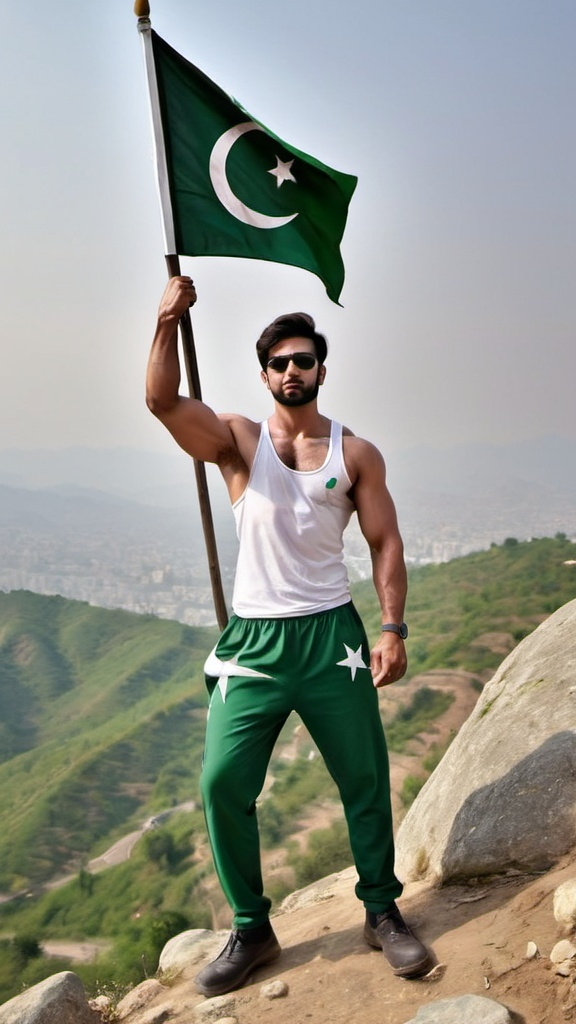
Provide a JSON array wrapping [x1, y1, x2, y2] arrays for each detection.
[[201, 601, 402, 929]]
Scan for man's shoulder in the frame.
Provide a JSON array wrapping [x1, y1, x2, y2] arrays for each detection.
[[219, 412, 261, 433], [340, 423, 380, 447], [342, 432, 383, 457], [342, 433, 386, 480], [217, 409, 260, 438], [219, 414, 261, 467]]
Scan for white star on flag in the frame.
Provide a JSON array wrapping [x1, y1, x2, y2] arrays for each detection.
[[336, 644, 368, 681], [204, 648, 274, 703], [268, 156, 296, 188]]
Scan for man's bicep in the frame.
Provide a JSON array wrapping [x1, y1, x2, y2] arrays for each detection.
[[160, 398, 238, 464], [358, 486, 402, 552], [354, 446, 402, 549]]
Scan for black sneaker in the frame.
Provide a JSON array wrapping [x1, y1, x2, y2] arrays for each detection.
[[194, 922, 281, 997], [364, 902, 432, 978]]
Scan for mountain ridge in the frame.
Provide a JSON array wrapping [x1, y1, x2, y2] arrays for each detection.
[[1, 434, 575, 501], [1, 438, 574, 625]]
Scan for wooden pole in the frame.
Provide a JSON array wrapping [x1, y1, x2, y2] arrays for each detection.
[[136, 0, 228, 630], [165, 256, 229, 631]]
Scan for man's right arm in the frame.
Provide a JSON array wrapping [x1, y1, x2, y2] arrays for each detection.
[[146, 277, 241, 469]]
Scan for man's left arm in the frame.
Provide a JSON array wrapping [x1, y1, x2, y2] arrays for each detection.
[[350, 440, 408, 688]]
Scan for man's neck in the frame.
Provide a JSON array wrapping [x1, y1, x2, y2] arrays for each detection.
[[269, 401, 329, 438]]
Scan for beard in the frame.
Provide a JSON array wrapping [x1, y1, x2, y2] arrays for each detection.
[[269, 373, 322, 407]]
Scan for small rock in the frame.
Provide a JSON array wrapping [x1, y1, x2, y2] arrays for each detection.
[[0, 972, 99, 1024], [403, 994, 512, 1023], [159, 929, 223, 980], [550, 940, 576, 964], [116, 979, 167, 1017], [525, 941, 539, 959], [554, 961, 574, 977], [553, 879, 576, 929], [137, 1008, 171, 1024], [193, 994, 236, 1020], [260, 980, 289, 999], [280, 867, 356, 912], [89, 995, 113, 1013]]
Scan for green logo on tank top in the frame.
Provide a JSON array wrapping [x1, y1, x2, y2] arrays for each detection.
[[325, 478, 337, 489]]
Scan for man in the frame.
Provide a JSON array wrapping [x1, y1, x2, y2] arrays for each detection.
[[146, 276, 432, 996]]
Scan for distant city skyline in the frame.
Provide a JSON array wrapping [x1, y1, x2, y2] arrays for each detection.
[[1, 0, 575, 462], [2, 436, 574, 626]]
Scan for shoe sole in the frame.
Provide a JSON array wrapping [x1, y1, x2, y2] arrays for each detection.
[[195, 941, 282, 997]]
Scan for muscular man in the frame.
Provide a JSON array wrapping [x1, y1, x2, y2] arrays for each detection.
[[146, 276, 431, 996]]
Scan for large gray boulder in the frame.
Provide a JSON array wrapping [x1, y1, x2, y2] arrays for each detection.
[[0, 972, 99, 1024], [395, 598, 576, 884]]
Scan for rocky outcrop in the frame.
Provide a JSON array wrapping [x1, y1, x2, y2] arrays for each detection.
[[2, 870, 576, 1023], [0, 971, 99, 1024], [395, 598, 576, 885]]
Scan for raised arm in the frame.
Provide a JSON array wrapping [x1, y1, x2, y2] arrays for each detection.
[[349, 439, 408, 687], [146, 277, 245, 474]]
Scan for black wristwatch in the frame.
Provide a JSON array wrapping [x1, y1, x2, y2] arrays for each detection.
[[381, 622, 408, 639]]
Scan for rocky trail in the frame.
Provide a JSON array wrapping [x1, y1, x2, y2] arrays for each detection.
[[109, 851, 576, 1024]]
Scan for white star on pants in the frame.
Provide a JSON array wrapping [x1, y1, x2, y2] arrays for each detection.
[[336, 644, 368, 681], [204, 648, 273, 703]]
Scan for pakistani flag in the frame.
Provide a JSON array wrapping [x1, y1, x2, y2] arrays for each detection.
[[150, 31, 357, 304]]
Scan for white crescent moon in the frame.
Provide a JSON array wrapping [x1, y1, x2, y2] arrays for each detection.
[[209, 121, 298, 229]]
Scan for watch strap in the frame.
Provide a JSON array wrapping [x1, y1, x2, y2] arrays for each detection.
[[381, 622, 408, 639]]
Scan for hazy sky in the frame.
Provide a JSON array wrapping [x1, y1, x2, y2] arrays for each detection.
[[1, 0, 574, 460]]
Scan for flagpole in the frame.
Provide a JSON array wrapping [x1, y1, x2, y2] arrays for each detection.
[[135, 0, 229, 631]]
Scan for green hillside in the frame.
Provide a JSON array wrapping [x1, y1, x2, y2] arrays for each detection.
[[1, 536, 574, 895], [0, 591, 218, 890], [0, 537, 574, 1002], [354, 533, 576, 678]]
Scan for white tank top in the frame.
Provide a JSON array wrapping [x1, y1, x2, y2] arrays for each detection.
[[231, 419, 355, 617]]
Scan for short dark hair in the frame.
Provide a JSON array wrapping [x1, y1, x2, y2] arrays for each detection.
[[256, 312, 328, 370]]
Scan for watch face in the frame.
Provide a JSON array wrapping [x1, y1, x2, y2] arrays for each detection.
[[399, 623, 408, 639]]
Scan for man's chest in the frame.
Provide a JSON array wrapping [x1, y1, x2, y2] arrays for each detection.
[[270, 435, 330, 471]]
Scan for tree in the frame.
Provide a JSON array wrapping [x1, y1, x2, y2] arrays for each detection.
[[12, 933, 42, 964], [142, 829, 177, 870]]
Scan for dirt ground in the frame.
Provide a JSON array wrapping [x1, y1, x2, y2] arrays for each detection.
[[140, 852, 576, 1024]]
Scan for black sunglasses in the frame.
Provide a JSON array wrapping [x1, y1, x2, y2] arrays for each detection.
[[266, 352, 318, 372]]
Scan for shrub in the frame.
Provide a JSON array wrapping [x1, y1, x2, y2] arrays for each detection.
[[400, 775, 427, 808], [385, 687, 454, 752], [288, 819, 351, 888]]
